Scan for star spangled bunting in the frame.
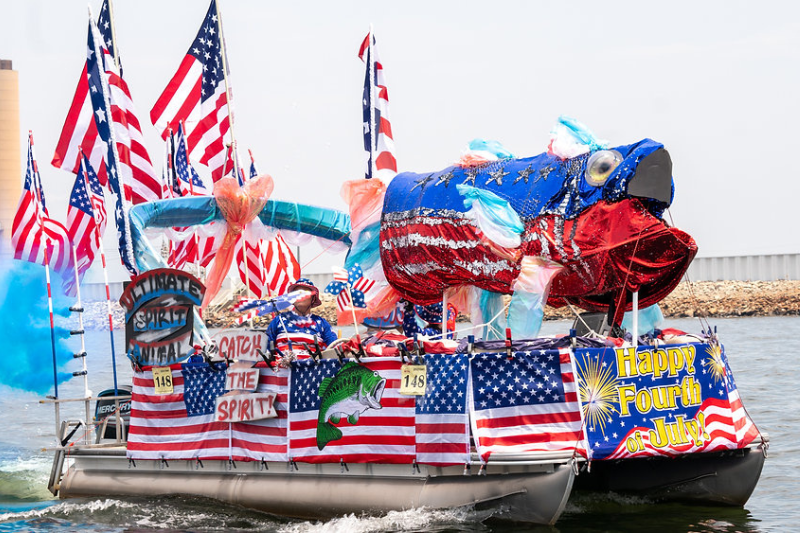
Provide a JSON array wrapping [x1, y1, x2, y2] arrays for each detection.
[[469, 349, 585, 461], [324, 264, 376, 311], [127, 364, 290, 462], [416, 353, 470, 466]]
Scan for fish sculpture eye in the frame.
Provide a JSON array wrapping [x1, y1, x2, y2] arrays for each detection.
[[585, 149, 623, 186]]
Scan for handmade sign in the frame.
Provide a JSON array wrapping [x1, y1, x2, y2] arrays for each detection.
[[214, 330, 266, 362], [120, 268, 205, 366], [574, 342, 760, 460]]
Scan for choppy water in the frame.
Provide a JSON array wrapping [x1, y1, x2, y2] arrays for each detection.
[[1, 316, 797, 532]]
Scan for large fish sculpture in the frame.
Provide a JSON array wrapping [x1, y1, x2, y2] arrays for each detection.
[[129, 119, 697, 339], [376, 135, 697, 323]]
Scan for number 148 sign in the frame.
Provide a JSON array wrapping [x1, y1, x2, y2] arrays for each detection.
[[400, 364, 427, 396]]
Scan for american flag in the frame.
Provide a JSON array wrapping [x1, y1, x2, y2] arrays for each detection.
[[127, 363, 290, 462], [150, 0, 232, 182], [288, 358, 416, 464], [53, 0, 160, 205], [359, 31, 397, 180], [469, 349, 585, 462], [84, 16, 137, 276], [166, 125, 219, 269], [12, 133, 75, 293], [248, 149, 258, 179], [416, 353, 471, 466], [65, 155, 106, 290]]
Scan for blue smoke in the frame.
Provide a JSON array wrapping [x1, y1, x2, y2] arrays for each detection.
[[0, 261, 74, 395]]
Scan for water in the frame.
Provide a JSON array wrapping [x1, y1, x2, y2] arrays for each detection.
[[0, 316, 797, 532]]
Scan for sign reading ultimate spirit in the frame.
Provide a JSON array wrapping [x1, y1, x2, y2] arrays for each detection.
[[575, 342, 760, 460], [120, 269, 206, 366]]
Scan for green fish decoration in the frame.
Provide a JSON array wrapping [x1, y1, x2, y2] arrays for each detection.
[[316, 362, 386, 450]]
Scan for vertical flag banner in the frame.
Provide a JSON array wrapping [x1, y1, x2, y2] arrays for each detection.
[[469, 349, 585, 462], [359, 31, 397, 180], [53, 0, 160, 204], [150, 0, 232, 181], [574, 343, 761, 460], [288, 358, 416, 464], [416, 353, 470, 466], [84, 15, 137, 275]]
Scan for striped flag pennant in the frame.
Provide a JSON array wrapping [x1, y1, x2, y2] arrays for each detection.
[[150, 0, 232, 182], [416, 353, 471, 466], [235, 237, 266, 298], [127, 362, 290, 462], [53, 0, 161, 205], [288, 357, 416, 464], [65, 155, 105, 290], [359, 30, 397, 180], [469, 348, 585, 462], [264, 233, 301, 295]]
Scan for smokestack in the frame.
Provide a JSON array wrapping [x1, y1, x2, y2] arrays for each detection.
[[0, 59, 21, 260]]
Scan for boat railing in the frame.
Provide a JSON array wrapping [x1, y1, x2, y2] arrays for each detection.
[[40, 394, 132, 447]]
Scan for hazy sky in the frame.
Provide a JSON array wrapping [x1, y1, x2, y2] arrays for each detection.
[[3, 0, 799, 277]]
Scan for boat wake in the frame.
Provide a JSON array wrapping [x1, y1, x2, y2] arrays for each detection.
[[0, 496, 493, 532]]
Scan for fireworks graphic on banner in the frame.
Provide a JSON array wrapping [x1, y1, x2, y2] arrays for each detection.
[[577, 351, 620, 435]]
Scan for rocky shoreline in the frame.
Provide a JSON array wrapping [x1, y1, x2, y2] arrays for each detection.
[[75, 280, 800, 331]]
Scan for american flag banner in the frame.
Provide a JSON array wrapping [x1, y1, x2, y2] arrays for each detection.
[[576, 343, 761, 461], [84, 16, 137, 276], [264, 233, 301, 295], [469, 349, 585, 462], [53, 0, 161, 205], [359, 31, 397, 180], [416, 353, 470, 466], [288, 358, 416, 464], [65, 155, 106, 290], [174, 124, 210, 196], [127, 362, 290, 462], [150, 0, 232, 182]]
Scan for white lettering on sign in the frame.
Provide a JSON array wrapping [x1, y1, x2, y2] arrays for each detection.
[[215, 392, 278, 422], [215, 331, 266, 362], [225, 368, 260, 392]]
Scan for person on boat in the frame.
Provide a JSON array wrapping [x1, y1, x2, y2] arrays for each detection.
[[400, 299, 457, 340], [266, 278, 338, 359]]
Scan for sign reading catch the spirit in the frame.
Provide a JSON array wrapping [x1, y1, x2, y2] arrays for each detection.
[[215, 392, 278, 422], [575, 342, 759, 460], [120, 268, 206, 366]]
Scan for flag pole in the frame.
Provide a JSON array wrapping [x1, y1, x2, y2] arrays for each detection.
[[214, 0, 242, 179], [43, 240, 62, 434], [106, 0, 121, 70], [368, 24, 376, 180], [68, 241, 92, 436], [179, 121, 202, 281], [81, 153, 120, 396]]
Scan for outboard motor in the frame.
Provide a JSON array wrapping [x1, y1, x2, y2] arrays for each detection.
[[93, 385, 132, 442]]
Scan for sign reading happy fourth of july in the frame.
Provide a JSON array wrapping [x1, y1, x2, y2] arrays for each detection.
[[120, 268, 205, 366], [574, 343, 756, 460]]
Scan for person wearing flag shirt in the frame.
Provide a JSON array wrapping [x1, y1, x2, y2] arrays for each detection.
[[266, 278, 338, 360]]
